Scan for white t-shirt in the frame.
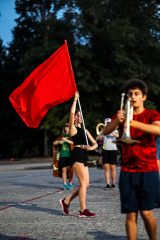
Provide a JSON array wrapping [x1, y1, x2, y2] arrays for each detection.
[[102, 130, 118, 151]]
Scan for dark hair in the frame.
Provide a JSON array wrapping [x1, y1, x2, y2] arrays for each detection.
[[62, 124, 69, 135], [75, 110, 80, 115], [124, 79, 148, 95]]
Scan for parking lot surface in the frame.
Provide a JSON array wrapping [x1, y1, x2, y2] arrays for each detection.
[[0, 162, 159, 240]]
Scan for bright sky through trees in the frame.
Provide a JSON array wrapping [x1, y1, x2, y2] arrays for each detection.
[[0, 0, 17, 46]]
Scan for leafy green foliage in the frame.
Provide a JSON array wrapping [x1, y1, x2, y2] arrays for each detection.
[[1, 0, 160, 157]]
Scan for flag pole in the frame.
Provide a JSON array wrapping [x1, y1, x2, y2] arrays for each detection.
[[64, 40, 77, 90], [65, 40, 88, 145], [77, 98, 88, 145]]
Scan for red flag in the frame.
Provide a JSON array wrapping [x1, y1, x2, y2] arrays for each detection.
[[9, 41, 77, 128]]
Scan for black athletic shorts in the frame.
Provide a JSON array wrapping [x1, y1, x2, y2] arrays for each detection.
[[102, 149, 117, 165], [70, 147, 88, 166], [59, 157, 71, 168]]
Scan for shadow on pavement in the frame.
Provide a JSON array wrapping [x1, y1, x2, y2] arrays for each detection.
[[87, 231, 145, 240], [0, 233, 36, 240]]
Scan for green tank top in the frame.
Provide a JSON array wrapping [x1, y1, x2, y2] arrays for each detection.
[[60, 136, 71, 157]]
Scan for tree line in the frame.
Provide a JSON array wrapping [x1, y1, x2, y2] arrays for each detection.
[[0, 0, 160, 159]]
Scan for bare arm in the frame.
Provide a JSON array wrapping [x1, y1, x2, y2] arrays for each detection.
[[103, 106, 160, 136], [61, 137, 73, 145], [68, 91, 79, 136], [85, 129, 98, 151], [130, 120, 160, 135], [103, 110, 125, 135], [53, 139, 63, 145], [102, 118, 121, 135]]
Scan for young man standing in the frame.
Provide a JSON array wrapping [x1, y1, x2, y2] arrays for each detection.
[[103, 79, 160, 240]]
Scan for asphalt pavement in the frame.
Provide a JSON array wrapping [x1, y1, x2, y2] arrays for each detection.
[[0, 161, 159, 240]]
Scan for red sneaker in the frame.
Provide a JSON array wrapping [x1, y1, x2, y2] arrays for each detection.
[[60, 198, 69, 215], [79, 209, 96, 218]]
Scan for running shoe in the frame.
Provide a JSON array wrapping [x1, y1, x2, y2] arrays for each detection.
[[79, 209, 96, 218], [63, 184, 68, 190], [67, 183, 73, 190], [111, 184, 116, 189], [60, 198, 69, 215], [104, 184, 111, 190]]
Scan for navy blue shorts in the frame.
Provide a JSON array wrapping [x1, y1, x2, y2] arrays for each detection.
[[119, 171, 160, 213]]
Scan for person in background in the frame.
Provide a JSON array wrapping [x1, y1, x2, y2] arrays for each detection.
[[53, 123, 74, 190], [102, 79, 160, 240], [95, 123, 104, 169], [97, 118, 119, 189], [60, 91, 98, 217]]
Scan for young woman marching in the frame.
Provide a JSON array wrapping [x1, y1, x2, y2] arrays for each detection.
[[60, 91, 98, 217]]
